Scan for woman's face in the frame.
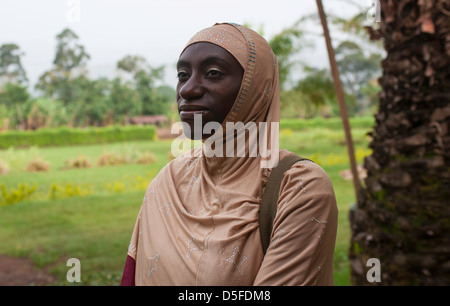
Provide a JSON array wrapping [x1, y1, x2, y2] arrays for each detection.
[[176, 42, 244, 140]]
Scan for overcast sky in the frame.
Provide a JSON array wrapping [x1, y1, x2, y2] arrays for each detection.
[[1, 0, 363, 90]]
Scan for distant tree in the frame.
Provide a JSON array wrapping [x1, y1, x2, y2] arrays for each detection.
[[116, 54, 170, 116], [335, 40, 382, 114], [77, 77, 110, 126], [117, 55, 148, 79], [280, 66, 356, 118], [53, 28, 90, 72], [28, 97, 69, 128], [36, 28, 90, 106], [285, 4, 384, 117], [0, 83, 29, 107], [268, 27, 303, 90], [0, 43, 28, 87], [0, 82, 30, 129], [284, 67, 334, 118], [108, 77, 141, 123]]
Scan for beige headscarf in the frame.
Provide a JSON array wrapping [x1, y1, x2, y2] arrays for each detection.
[[179, 22, 280, 169], [122, 23, 338, 286]]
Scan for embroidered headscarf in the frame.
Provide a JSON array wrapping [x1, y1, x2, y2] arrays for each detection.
[[178, 22, 280, 169]]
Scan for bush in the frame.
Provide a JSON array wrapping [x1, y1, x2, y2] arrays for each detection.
[[136, 151, 157, 164], [63, 155, 92, 169], [26, 157, 50, 172], [0, 183, 37, 206], [48, 182, 92, 200], [0, 125, 156, 149], [97, 151, 125, 167]]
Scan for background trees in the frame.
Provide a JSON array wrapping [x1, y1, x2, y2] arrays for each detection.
[[0, 43, 28, 86], [270, 6, 384, 119], [1, 7, 383, 130], [0, 28, 174, 130]]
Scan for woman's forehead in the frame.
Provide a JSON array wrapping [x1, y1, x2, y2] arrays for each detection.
[[178, 42, 242, 69], [183, 24, 248, 68]]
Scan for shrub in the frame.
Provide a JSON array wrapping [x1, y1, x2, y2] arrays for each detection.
[[105, 181, 125, 193], [26, 157, 50, 172], [63, 155, 92, 169], [97, 151, 125, 167], [48, 182, 92, 200], [0, 125, 156, 149], [0, 183, 37, 206], [136, 151, 157, 164]]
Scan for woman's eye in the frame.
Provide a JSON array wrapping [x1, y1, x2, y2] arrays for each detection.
[[206, 69, 222, 77], [177, 71, 189, 79]]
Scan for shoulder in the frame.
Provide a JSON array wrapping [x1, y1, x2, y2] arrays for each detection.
[[286, 158, 334, 194], [276, 151, 337, 215]]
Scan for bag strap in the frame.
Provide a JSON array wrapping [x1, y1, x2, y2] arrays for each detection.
[[259, 154, 310, 255]]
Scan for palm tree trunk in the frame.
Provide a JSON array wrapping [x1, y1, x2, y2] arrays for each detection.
[[349, 0, 450, 285]]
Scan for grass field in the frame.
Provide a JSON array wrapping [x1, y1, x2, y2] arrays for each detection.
[[0, 117, 373, 285]]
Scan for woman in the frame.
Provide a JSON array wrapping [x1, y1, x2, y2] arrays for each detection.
[[121, 23, 338, 286]]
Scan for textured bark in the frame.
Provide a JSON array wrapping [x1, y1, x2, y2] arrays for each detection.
[[349, 0, 450, 285]]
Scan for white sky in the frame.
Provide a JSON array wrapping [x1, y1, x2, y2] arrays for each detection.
[[0, 0, 363, 91]]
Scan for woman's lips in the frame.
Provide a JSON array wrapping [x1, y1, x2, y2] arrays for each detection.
[[179, 110, 210, 121]]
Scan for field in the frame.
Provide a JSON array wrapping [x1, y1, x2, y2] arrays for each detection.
[[0, 117, 373, 285]]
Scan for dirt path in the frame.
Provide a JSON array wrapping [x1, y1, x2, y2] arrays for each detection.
[[0, 255, 57, 286]]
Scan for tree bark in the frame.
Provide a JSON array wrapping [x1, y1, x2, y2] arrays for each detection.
[[349, 0, 450, 286]]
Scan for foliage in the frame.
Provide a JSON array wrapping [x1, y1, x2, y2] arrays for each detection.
[[280, 115, 374, 131], [0, 125, 156, 149], [0, 183, 36, 206], [96, 151, 125, 167], [280, 67, 345, 118], [53, 28, 90, 72], [0, 43, 28, 85], [273, 5, 384, 118], [116, 55, 171, 117], [0, 82, 29, 108], [335, 41, 382, 114], [0, 29, 175, 130], [136, 151, 158, 164], [108, 77, 141, 123], [268, 27, 304, 90], [1, 11, 382, 129], [36, 28, 90, 106], [48, 182, 92, 200], [63, 155, 92, 170], [0, 82, 30, 129]]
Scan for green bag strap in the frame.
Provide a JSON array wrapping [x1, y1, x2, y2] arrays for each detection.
[[259, 154, 310, 255]]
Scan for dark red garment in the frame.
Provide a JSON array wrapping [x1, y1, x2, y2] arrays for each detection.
[[120, 255, 136, 286]]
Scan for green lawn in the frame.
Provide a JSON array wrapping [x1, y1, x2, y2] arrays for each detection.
[[0, 118, 373, 285]]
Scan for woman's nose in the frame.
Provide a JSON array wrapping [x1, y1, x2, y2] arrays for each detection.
[[178, 73, 204, 101]]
